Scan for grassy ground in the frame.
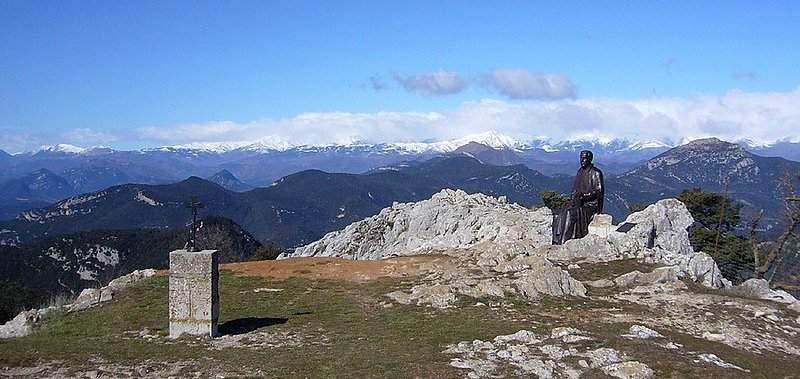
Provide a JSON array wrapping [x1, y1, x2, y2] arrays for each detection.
[[1, 264, 799, 378], [0, 271, 534, 377]]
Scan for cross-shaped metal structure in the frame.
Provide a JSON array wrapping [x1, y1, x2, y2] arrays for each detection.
[[185, 197, 205, 252]]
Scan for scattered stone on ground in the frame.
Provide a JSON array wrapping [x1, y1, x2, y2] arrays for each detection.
[[622, 325, 663, 339], [121, 327, 330, 351], [252, 288, 284, 293], [600, 361, 654, 379], [443, 327, 653, 378], [613, 286, 800, 356], [0, 359, 263, 378], [695, 353, 750, 372]]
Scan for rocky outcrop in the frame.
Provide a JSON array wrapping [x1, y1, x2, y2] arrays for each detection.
[[290, 191, 732, 307], [286, 189, 552, 260], [549, 201, 730, 289]]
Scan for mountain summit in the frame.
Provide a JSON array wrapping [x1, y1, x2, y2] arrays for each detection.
[[206, 170, 253, 192], [621, 137, 798, 189]]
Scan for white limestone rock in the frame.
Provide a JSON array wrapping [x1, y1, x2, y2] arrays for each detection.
[[696, 353, 749, 372], [601, 361, 654, 379], [513, 257, 587, 300], [584, 278, 615, 288], [385, 284, 457, 309], [0, 307, 56, 339], [547, 234, 623, 262], [108, 269, 157, 291], [69, 288, 112, 312], [622, 325, 663, 339], [614, 271, 643, 287], [614, 266, 680, 288], [727, 279, 798, 304], [609, 200, 730, 289], [286, 189, 552, 260], [584, 347, 624, 368], [588, 213, 614, 238], [620, 199, 695, 256]]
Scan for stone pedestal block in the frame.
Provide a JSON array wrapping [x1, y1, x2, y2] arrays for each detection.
[[588, 214, 614, 238], [169, 249, 219, 338]]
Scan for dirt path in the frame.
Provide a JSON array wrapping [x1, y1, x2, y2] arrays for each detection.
[[223, 255, 456, 282]]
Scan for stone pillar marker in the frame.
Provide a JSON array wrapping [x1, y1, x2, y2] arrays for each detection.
[[169, 249, 219, 338]]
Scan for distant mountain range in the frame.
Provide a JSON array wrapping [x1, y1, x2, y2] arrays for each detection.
[[1, 134, 798, 235], [0, 155, 567, 248], [2, 137, 798, 251], [0, 132, 664, 218]]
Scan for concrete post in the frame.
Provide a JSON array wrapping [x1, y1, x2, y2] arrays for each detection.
[[169, 249, 219, 338]]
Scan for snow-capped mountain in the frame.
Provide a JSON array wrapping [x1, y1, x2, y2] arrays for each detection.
[[35, 144, 87, 155], [22, 131, 679, 158], [18, 132, 800, 160], [3, 134, 800, 221]]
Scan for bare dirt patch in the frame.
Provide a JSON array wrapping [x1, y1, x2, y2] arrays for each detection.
[[223, 255, 456, 282]]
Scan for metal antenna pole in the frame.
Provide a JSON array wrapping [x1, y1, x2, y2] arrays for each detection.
[[185, 197, 205, 252]]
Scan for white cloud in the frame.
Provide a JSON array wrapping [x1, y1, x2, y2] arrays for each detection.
[[0, 132, 45, 154], [482, 69, 577, 100], [137, 88, 800, 148], [5, 88, 800, 153], [0, 128, 119, 154], [138, 112, 448, 147], [395, 70, 466, 96], [60, 128, 118, 146]]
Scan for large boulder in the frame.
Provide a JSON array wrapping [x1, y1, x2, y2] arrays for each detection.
[[0, 307, 55, 339], [287, 189, 552, 260], [610, 199, 695, 256], [513, 256, 587, 300]]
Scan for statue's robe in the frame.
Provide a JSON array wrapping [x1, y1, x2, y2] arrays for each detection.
[[552, 164, 604, 245]]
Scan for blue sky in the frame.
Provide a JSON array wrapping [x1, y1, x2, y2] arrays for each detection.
[[1, 1, 799, 151]]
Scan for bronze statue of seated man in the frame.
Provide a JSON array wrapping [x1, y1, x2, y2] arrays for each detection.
[[552, 150, 605, 245]]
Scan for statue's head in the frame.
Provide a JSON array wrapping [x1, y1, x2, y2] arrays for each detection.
[[580, 150, 593, 168]]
